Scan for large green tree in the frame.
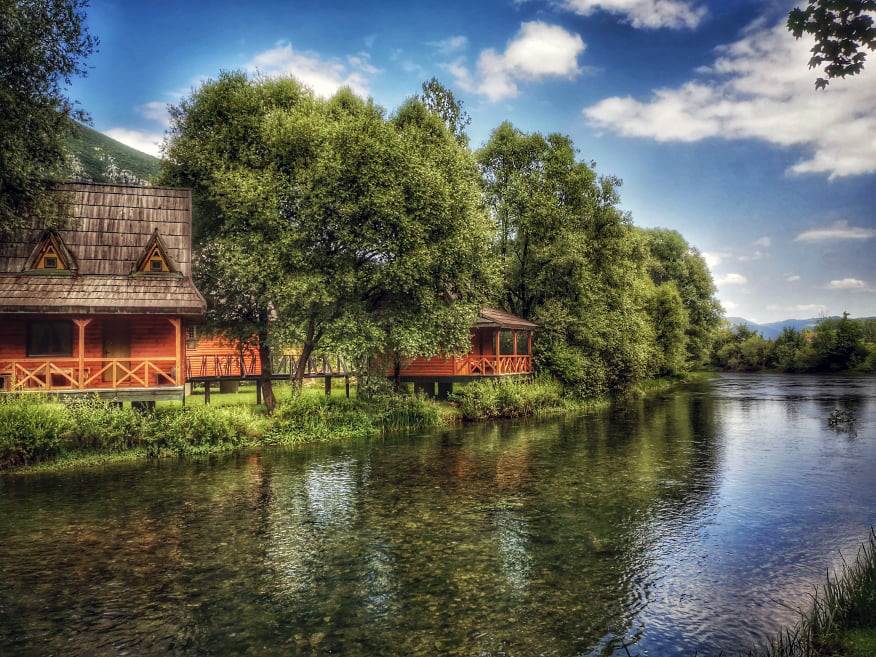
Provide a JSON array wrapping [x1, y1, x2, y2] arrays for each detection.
[[642, 228, 722, 368], [162, 73, 495, 407], [0, 0, 97, 236], [478, 122, 655, 397]]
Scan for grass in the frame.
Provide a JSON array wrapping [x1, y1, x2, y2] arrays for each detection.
[[750, 528, 876, 657], [2, 373, 699, 474]]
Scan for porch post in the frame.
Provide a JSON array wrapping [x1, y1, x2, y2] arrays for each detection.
[[168, 318, 182, 386], [513, 331, 518, 355], [73, 319, 91, 388]]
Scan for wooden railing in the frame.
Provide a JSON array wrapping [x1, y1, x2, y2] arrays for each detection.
[[185, 353, 351, 381], [0, 357, 179, 391], [455, 355, 532, 376]]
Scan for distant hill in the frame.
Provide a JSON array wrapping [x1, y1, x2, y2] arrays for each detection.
[[726, 316, 875, 339], [64, 122, 160, 185]]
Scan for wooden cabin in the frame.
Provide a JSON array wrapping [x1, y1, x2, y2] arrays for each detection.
[[0, 183, 206, 401], [184, 329, 262, 381], [397, 308, 537, 396]]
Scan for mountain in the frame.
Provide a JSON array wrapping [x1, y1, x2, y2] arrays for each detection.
[[725, 316, 876, 339], [64, 122, 160, 185]]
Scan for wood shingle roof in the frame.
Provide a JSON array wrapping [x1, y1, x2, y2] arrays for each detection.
[[0, 182, 206, 317]]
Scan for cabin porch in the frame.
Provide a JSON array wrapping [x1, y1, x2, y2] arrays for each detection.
[[0, 315, 184, 395]]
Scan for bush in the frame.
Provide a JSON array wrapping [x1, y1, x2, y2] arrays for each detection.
[[65, 397, 144, 452], [270, 395, 376, 443], [451, 376, 566, 420], [0, 395, 72, 467], [142, 405, 265, 456]]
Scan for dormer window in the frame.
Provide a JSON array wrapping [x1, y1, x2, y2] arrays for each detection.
[[25, 231, 75, 273], [135, 229, 175, 274]]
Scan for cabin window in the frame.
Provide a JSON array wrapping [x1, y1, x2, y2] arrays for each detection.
[[185, 325, 200, 350], [43, 256, 58, 269], [27, 320, 73, 357], [150, 258, 163, 272], [499, 330, 515, 355], [517, 332, 531, 355]]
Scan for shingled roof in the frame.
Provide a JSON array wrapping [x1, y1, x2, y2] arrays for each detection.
[[0, 182, 206, 317], [475, 308, 539, 329]]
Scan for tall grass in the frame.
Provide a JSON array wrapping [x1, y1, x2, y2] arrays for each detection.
[[751, 528, 876, 657], [451, 376, 570, 420]]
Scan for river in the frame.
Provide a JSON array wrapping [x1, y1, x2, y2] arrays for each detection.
[[0, 373, 873, 656]]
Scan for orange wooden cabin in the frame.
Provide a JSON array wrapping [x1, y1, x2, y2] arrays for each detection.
[[396, 308, 537, 395], [184, 329, 263, 380], [0, 183, 206, 401]]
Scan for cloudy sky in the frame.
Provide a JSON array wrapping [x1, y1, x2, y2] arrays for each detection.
[[70, 0, 876, 322]]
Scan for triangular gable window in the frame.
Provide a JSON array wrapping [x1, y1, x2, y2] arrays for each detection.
[[25, 231, 76, 273], [134, 229, 177, 274]]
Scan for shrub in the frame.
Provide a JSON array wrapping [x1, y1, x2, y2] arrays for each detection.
[[270, 395, 376, 443], [65, 396, 144, 452], [451, 376, 566, 420], [0, 395, 72, 467], [142, 405, 263, 456], [373, 394, 441, 431]]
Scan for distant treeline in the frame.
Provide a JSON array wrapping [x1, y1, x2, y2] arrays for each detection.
[[711, 315, 876, 373]]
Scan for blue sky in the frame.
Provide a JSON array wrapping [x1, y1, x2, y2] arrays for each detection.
[[69, 0, 876, 322]]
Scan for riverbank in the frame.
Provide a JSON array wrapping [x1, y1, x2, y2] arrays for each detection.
[[1, 373, 705, 474], [754, 529, 876, 657]]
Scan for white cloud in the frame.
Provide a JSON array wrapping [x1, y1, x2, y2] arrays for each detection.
[[428, 35, 468, 54], [102, 128, 163, 157], [450, 22, 585, 101], [701, 251, 726, 269], [768, 303, 828, 315], [827, 278, 868, 290], [754, 236, 771, 248], [560, 0, 706, 30], [139, 101, 170, 127], [785, 274, 801, 282], [716, 272, 748, 286], [247, 41, 375, 97], [795, 220, 876, 242], [737, 250, 767, 262], [583, 20, 876, 178], [722, 299, 738, 311]]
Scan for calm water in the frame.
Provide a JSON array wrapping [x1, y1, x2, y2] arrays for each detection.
[[0, 374, 874, 656]]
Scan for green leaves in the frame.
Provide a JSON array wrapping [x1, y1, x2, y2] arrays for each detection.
[[788, 1, 876, 89], [162, 73, 495, 371]]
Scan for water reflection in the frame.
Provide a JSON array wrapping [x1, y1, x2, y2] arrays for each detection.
[[0, 374, 873, 656]]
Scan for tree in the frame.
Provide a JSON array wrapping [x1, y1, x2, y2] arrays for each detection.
[[788, 1, 876, 89], [0, 0, 97, 237], [418, 77, 471, 146], [478, 122, 655, 397], [649, 282, 688, 376], [162, 73, 495, 406], [642, 229, 721, 367]]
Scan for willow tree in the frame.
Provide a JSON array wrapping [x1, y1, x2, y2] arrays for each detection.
[[642, 228, 721, 368], [478, 122, 654, 397], [162, 73, 495, 406]]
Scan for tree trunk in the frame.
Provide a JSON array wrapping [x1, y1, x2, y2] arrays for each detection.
[[293, 341, 315, 391], [293, 318, 319, 392], [393, 354, 401, 392], [257, 325, 276, 413]]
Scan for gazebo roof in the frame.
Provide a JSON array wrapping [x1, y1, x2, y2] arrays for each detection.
[[475, 307, 539, 330]]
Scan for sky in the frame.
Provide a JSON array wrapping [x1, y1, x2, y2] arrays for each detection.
[[68, 0, 876, 322]]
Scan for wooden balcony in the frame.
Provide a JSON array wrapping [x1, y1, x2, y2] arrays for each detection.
[[454, 355, 533, 376], [0, 357, 179, 392]]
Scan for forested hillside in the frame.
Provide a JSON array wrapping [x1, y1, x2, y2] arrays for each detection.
[[64, 122, 160, 184]]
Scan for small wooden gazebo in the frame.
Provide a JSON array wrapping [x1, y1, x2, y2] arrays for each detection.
[[395, 307, 538, 397], [0, 182, 206, 401]]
